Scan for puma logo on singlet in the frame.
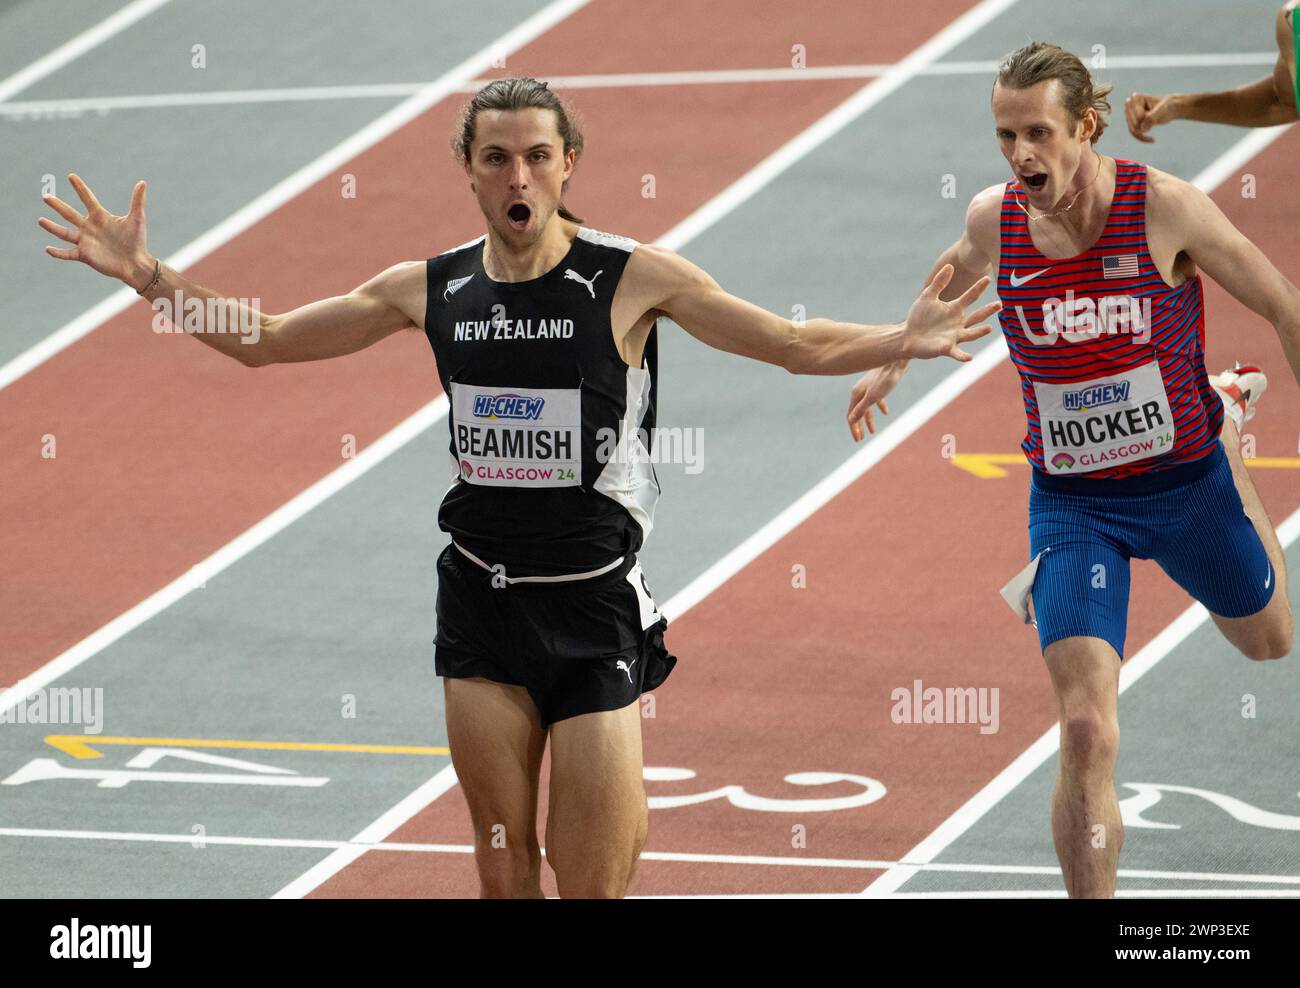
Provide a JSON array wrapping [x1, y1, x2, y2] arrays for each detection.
[[1009, 267, 1050, 287], [616, 658, 637, 683], [564, 268, 603, 298], [444, 274, 473, 301]]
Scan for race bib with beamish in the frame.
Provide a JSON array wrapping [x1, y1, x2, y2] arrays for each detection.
[[1032, 361, 1176, 474], [449, 382, 582, 487]]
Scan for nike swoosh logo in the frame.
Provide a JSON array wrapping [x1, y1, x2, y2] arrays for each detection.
[[1009, 268, 1051, 288], [1265, 563, 1272, 590]]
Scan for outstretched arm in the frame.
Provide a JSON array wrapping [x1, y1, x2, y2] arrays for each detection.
[[847, 185, 1001, 440], [1125, 5, 1299, 141], [1163, 173, 1300, 390], [624, 244, 998, 377], [40, 174, 422, 367]]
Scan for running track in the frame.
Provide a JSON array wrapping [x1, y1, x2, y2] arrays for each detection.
[[3, 0, 1297, 897]]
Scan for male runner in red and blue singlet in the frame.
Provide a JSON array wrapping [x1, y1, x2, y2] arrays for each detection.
[[847, 42, 1299, 898]]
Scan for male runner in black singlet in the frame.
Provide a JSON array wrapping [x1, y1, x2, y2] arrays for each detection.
[[40, 77, 999, 898]]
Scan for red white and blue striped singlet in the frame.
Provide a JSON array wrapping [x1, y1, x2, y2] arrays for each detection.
[[997, 159, 1223, 479]]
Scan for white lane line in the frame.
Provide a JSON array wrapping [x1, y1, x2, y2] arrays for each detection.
[[0, 0, 590, 393], [1, 84, 423, 115], [271, 763, 461, 898], [7, 825, 1300, 886], [864, 500, 1300, 897], [0, 0, 173, 103], [0, 397, 447, 719], [0, 51, 1279, 115]]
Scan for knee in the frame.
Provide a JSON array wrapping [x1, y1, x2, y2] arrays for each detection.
[[1241, 620, 1292, 661], [552, 848, 638, 898], [555, 872, 632, 899], [1059, 713, 1119, 776], [550, 826, 646, 900]]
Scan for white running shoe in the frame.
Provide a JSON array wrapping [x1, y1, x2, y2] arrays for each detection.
[[1209, 361, 1267, 431]]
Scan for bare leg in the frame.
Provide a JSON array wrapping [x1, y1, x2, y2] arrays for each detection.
[[545, 700, 647, 899], [443, 677, 547, 898], [1043, 635, 1123, 899], [1213, 424, 1293, 660]]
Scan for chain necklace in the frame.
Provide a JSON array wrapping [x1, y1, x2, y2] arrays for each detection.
[[1016, 153, 1106, 223]]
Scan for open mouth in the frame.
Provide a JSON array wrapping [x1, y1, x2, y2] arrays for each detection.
[[1022, 172, 1048, 191], [506, 202, 531, 229]]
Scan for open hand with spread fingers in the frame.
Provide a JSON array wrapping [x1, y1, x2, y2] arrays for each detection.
[[900, 264, 1000, 361], [39, 173, 155, 291]]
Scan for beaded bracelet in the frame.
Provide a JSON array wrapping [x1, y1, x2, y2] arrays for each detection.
[[136, 257, 162, 296]]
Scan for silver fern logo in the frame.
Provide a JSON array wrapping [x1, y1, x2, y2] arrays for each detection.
[[443, 274, 474, 301]]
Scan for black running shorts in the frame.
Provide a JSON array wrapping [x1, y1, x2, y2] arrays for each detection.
[[433, 543, 677, 727]]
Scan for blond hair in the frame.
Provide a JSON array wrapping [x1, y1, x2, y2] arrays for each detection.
[[994, 42, 1113, 143]]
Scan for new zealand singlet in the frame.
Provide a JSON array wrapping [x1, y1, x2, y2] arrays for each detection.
[[423, 227, 660, 577], [997, 159, 1223, 479]]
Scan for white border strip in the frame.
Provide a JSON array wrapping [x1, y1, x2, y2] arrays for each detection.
[[0, 0, 173, 103], [0, 0, 590, 392]]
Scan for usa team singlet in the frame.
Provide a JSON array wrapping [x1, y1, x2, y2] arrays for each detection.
[[998, 159, 1224, 479], [996, 159, 1274, 658], [423, 227, 661, 577]]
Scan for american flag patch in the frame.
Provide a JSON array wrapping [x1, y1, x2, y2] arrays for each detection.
[[1102, 254, 1139, 279]]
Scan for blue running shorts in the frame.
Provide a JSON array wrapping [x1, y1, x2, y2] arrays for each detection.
[[1027, 442, 1275, 658]]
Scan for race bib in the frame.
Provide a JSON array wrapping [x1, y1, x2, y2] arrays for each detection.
[[449, 382, 581, 488], [626, 560, 662, 630], [1033, 361, 1175, 474]]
